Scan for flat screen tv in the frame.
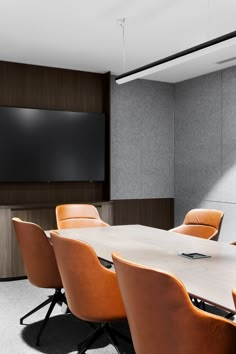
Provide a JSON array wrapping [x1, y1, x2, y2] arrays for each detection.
[[0, 106, 105, 182]]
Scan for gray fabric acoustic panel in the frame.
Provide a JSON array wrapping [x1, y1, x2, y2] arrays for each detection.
[[221, 66, 236, 203], [110, 77, 174, 200], [175, 66, 236, 242], [175, 71, 222, 202]]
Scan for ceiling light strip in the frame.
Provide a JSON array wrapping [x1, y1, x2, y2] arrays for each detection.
[[115, 30, 236, 84]]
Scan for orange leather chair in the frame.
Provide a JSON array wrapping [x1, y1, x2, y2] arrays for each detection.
[[232, 289, 236, 309], [170, 208, 224, 241], [55, 204, 109, 229], [50, 230, 127, 354], [112, 252, 236, 354], [12, 218, 67, 346], [56, 203, 111, 268]]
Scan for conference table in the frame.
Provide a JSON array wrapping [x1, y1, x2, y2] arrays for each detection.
[[49, 224, 236, 315]]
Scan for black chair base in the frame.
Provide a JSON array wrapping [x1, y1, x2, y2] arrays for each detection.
[[191, 297, 206, 310], [191, 297, 235, 319], [77, 322, 131, 354], [99, 259, 112, 269], [225, 312, 235, 319], [20, 288, 67, 346]]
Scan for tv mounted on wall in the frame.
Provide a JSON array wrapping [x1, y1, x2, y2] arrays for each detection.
[[0, 106, 105, 182]]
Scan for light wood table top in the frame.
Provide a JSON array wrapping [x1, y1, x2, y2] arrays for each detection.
[[50, 224, 236, 314]]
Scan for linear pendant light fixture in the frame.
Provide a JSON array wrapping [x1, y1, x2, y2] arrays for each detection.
[[115, 30, 236, 84]]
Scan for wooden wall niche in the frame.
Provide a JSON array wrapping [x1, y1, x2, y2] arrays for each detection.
[[112, 199, 174, 230], [0, 61, 110, 205]]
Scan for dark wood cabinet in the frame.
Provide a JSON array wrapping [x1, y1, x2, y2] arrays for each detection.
[[0, 199, 173, 279], [0, 202, 113, 279]]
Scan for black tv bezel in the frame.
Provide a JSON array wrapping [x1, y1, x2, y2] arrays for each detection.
[[0, 105, 106, 183]]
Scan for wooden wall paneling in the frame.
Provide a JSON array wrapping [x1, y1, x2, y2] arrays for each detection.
[[0, 61, 110, 205], [112, 199, 174, 230], [10, 218, 25, 278], [95, 202, 113, 225], [11, 208, 57, 230], [102, 72, 111, 201], [112, 200, 141, 225], [0, 61, 104, 111], [140, 198, 174, 230], [0, 182, 104, 206], [0, 208, 12, 278]]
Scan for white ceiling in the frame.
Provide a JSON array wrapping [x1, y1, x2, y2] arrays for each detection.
[[0, 0, 235, 83]]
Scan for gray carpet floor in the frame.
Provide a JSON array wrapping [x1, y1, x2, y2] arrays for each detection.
[[0, 279, 134, 354]]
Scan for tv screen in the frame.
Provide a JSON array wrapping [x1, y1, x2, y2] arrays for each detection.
[[0, 107, 105, 182]]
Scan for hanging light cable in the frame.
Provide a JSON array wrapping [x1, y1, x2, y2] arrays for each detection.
[[117, 18, 126, 72]]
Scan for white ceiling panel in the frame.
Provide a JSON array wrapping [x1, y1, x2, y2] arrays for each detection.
[[0, 0, 235, 82]]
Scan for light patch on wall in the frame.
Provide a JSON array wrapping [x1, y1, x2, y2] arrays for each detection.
[[203, 164, 236, 203]]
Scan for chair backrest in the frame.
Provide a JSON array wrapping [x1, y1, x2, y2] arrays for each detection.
[[170, 208, 224, 240], [50, 230, 125, 322], [55, 204, 109, 229], [112, 252, 236, 354], [12, 218, 62, 289]]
